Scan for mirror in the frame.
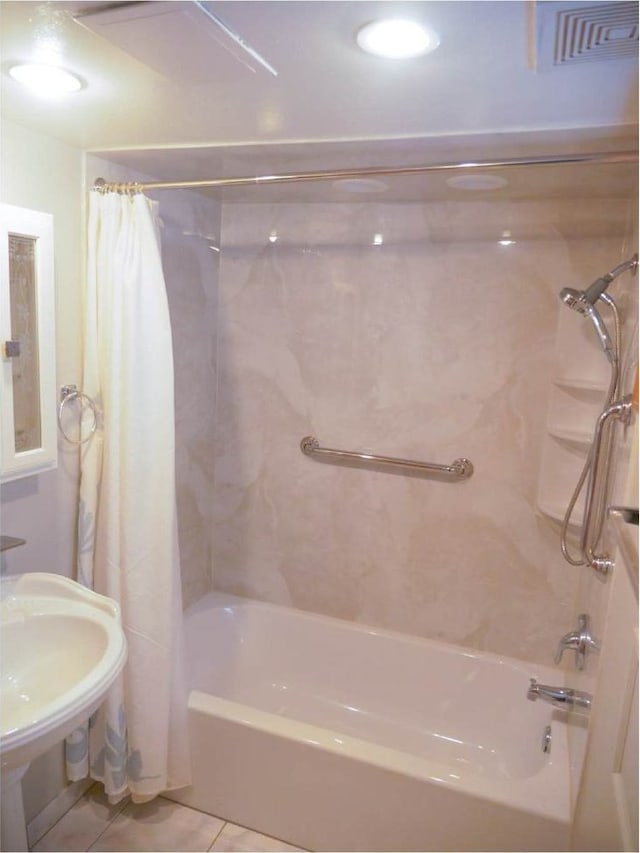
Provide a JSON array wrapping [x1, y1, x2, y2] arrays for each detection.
[[0, 203, 57, 482]]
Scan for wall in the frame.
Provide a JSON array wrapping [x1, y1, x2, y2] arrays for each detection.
[[1, 119, 84, 579], [0, 119, 84, 820], [212, 194, 632, 665], [159, 189, 220, 607], [1, 133, 635, 827]]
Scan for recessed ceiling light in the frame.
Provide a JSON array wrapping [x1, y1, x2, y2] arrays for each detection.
[[332, 178, 388, 193], [356, 19, 440, 59], [8, 63, 83, 96], [498, 230, 516, 246], [446, 174, 508, 191]]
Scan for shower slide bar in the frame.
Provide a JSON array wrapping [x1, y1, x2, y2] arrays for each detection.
[[300, 436, 474, 480], [93, 150, 637, 193]]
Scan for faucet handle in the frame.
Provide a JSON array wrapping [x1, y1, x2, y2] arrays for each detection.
[[554, 641, 571, 666], [554, 613, 600, 670]]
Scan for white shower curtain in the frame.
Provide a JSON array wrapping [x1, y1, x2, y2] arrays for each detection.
[[65, 189, 191, 802]]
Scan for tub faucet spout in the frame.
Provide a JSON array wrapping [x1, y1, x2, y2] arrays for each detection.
[[527, 678, 592, 713]]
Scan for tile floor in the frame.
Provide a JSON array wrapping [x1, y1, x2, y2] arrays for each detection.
[[31, 784, 305, 852]]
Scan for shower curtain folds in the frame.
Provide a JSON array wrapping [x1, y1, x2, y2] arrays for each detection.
[[65, 189, 191, 803]]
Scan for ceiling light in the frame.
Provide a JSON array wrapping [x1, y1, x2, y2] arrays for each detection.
[[356, 19, 440, 59], [446, 174, 508, 191], [8, 63, 83, 96], [332, 178, 388, 194], [498, 230, 516, 246]]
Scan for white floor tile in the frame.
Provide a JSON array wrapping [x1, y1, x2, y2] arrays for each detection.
[[32, 784, 128, 852], [209, 822, 304, 852], [88, 796, 225, 852]]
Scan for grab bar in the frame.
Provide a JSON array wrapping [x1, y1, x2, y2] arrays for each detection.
[[300, 436, 473, 480], [581, 394, 635, 574]]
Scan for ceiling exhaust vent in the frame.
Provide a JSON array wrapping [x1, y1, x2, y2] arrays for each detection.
[[535, 1, 638, 69]]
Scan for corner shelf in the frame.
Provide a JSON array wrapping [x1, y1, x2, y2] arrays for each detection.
[[537, 499, 584, 531], [547, 426, 593, 450], [538, 334, 609, 537], [553, 377, 608, 399]]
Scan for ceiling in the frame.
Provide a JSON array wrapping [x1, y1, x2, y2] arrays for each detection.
[[1, 0, 638, 160]]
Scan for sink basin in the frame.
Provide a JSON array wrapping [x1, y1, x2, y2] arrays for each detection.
[[1, 572, 127, 770]]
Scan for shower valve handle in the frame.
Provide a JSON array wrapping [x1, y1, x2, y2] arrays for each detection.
[[554, 614, 600, 670]]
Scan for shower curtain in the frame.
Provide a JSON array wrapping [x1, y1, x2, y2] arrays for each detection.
[[65, 189, 191, 802]]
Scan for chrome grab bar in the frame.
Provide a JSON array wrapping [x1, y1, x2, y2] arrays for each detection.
[[581, 394, 635, 574], [300, 436, 473, 480]]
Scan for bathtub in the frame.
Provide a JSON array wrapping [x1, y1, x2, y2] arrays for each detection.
[[167, 592, 570, 851]]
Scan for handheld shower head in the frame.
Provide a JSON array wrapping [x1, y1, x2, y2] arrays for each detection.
[[559, 286, 615, 361], [561, 255, 637, 311], [560, 286, 586, 312], [582, 272, 615, 306], [559, 254, 637, 363], [584, 255, 638, 303], [584, 303, 615, 363]]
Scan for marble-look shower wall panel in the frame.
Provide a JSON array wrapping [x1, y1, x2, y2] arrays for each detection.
[[213, 201, 612, 664], [160, 191, 220, 608]]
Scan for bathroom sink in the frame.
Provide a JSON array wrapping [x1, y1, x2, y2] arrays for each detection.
[[0, 572, 127, 770]]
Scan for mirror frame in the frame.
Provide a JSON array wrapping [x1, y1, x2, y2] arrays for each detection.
[[0, 203, 57, 482]]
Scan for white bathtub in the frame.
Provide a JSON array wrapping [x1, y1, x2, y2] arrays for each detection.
[[167, 592, 570, 851]]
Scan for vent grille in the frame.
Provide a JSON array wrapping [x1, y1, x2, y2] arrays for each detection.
[[554, 2, 638, 64]]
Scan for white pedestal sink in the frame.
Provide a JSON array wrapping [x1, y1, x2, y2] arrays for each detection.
[[0, 573, 127, 851]]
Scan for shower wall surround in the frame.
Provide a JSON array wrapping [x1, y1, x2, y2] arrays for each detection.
[[158, 192, 220, 607], [86, 156, 633, 664], [213, 199, 629, 665]]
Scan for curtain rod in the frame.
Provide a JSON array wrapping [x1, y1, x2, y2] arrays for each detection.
[[93, 149, 638, 192]]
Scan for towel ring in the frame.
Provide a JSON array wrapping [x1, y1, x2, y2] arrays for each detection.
[[58, 385, 98, 445]]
